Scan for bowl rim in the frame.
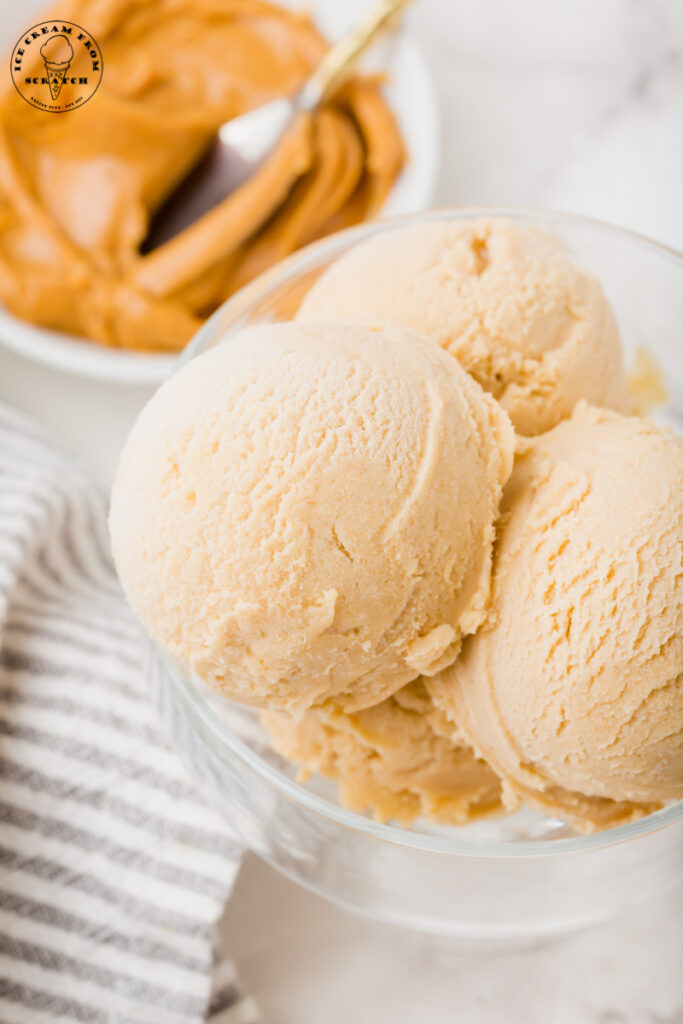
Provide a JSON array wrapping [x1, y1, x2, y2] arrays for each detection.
[[175, 206, 683, 859], [185, 204, 683, 364]]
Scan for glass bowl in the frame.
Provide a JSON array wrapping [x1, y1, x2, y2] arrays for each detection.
[[148, 208, 683, 943]]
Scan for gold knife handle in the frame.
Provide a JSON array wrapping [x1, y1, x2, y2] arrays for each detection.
[[298, 0, 413, 109]]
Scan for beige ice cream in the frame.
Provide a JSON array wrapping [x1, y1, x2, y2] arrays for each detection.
[[263, 679, 502, 825], [110, 320, 514, 713], [428, 403, 683, 831], [297, 218, 631, 435]]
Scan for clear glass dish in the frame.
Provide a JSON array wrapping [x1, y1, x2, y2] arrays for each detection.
[[149, 209, 683, 942]]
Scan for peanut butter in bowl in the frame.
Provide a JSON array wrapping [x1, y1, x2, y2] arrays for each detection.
[[0, 0, 405, 354]]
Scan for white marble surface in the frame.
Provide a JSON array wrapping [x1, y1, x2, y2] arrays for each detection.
[[1, 1, 682, 1020], [421, 0, 683, 250], [222, 854, 683, 1024]]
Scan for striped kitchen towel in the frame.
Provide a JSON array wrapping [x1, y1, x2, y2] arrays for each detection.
[[0, 402, 260, 1024]]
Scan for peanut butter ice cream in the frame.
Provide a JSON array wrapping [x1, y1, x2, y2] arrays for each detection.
[[110, 320, 515, 713], [297, 218, 631, 435], [0, 0, 404, 351], [263, 679, 502, 825], [107, 207, 680, 835], [428, 404, 683, 832]]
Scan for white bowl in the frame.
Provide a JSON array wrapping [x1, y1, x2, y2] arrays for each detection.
[[0, 0, 438, 384]]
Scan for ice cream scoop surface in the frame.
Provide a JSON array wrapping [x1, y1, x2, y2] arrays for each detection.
[[110, 321, 514, 713], [263, 679, 502, 825], [428, 403, 683, 831], [297, 218, 631, 435]]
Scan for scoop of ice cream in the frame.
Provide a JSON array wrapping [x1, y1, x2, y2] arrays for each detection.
[[263, 679, 502, 825], [297, 218, 631, 435], [40, 35, 74, 67], [428, 403, 683, 831], [110, 321, 514, 713]]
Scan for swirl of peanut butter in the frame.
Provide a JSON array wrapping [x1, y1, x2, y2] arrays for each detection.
[[0, 0, 404, 351]]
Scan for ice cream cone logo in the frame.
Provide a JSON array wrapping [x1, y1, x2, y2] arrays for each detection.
[[40, 36, 74, 101], [11, 21, 103, 112]]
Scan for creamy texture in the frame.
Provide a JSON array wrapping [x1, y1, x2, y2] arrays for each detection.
[[428, 404, 683, 832], [297, 218, 631, 435], [628, 346, 669, 415], [263, 680, 502, 825], [110, 321, 515, 713], [0, 0, 404, 351]]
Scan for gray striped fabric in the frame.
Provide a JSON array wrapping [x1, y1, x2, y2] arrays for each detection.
[[0, 403, 260, 1024]]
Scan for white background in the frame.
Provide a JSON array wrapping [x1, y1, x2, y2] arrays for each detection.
[[1, 1, 682, 1021]]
